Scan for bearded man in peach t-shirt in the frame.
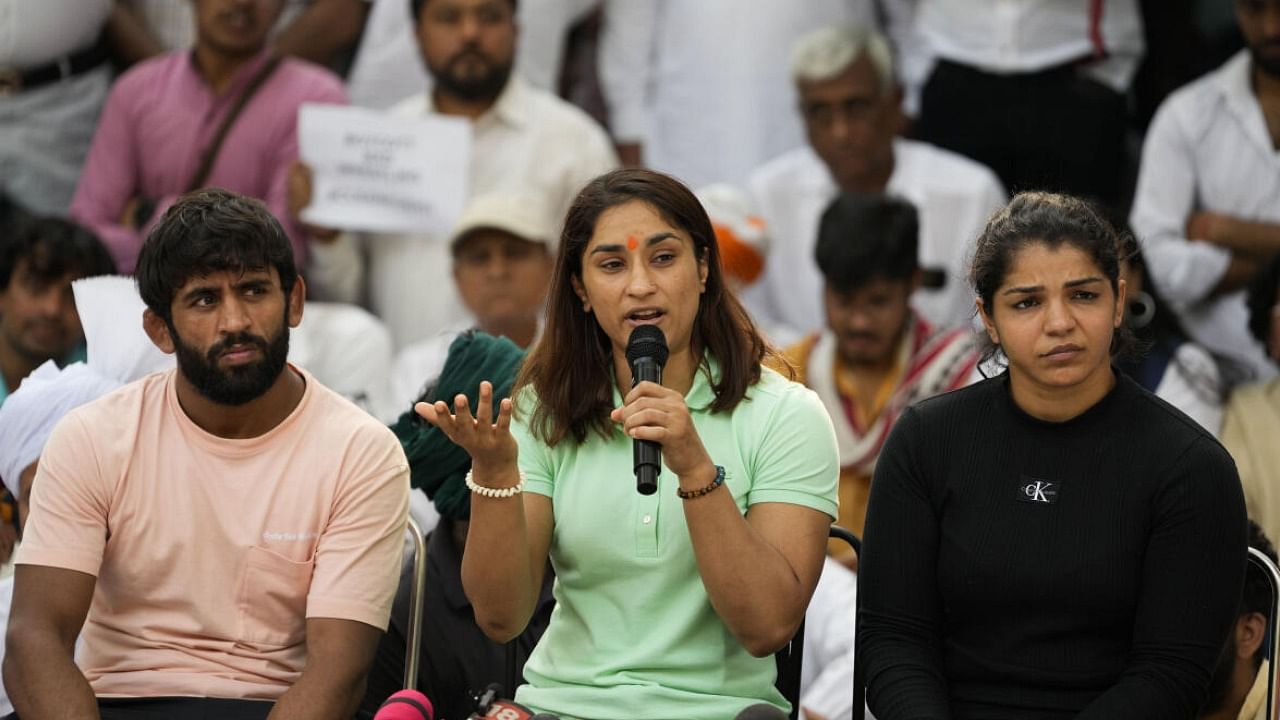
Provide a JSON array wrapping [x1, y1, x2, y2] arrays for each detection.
[[3, 189, 410, 720]]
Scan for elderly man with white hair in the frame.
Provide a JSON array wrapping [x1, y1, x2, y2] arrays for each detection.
[[741, 26, 1006, 345]]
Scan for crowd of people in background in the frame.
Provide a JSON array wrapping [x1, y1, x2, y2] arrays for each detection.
[[3, 1, 1280, 719]]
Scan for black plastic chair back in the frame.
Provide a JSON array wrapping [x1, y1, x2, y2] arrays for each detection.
[[777, 525, 861, 720]]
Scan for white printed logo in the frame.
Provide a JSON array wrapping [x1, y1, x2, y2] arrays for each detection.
[[1016, 476, 1060, 505]]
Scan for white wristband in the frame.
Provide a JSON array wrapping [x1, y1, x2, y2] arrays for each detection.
[[465, 469, 526, 498]]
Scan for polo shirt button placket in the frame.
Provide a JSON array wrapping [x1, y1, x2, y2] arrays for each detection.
[[635, 489, 661, 558]]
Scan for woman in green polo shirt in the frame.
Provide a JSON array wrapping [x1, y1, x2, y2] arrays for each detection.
[[418, 168, 840, 720]]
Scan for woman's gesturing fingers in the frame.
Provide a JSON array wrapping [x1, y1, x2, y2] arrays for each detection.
[[414, 381, 518, 465]]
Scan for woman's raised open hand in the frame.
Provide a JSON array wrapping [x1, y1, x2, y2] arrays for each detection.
[[415, 380, 518, 476]]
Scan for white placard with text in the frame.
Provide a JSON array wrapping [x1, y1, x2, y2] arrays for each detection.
[[298, 103, 471, 235]]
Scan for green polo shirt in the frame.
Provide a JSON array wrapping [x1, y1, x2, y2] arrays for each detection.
[[511, 359, 839, 720]]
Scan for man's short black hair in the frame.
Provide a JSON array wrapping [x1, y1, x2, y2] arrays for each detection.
[[411, 0, 518, 21], [814, 192, 919, 294], [135, 188, 297, 322], [0, 213, 115, 293]]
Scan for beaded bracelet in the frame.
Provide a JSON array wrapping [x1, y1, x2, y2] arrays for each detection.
[[677, 465, 726, 500], [464, 470, 526, 499]]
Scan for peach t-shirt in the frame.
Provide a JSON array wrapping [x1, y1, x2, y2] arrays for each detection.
[[18, 366, 410, 700]]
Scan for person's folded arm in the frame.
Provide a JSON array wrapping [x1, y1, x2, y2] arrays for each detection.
[[1129, 99, 1234, 305]]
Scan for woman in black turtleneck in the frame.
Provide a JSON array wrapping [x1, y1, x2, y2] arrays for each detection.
[[856, 192, 1247, 720]]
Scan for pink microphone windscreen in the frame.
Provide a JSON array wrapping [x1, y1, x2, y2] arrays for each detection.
[[374, 689, 434, 720]]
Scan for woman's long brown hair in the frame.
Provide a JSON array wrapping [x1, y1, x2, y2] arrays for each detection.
[[514, 168, 779, 446]]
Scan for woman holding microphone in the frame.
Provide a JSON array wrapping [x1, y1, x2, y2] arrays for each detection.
[[418, 168, 840, 719]]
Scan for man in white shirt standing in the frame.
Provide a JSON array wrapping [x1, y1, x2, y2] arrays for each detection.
[[599, 0, 875, 189], [742, 26, 1005, 345], [1129, 0, 1280, 384], [305, 0, 617, 349], [0, 0, 113, 216], [900, 0, 1143, 208]]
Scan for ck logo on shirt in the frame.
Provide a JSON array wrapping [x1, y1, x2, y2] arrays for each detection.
[[1017, 476, 1060, 505]]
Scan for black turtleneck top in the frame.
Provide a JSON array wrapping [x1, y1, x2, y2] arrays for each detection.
[[857, 372, 1247, 719]]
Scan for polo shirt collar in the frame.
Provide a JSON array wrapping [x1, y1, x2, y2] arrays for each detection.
[[609, 353, 721, 411]]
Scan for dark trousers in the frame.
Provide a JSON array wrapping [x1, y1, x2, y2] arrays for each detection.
[[914, 59, 1129, 208], [5, 697, 274, 720]]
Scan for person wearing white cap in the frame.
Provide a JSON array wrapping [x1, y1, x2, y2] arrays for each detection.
[[383, 192, 555, 420], [371, 192, 557, 547]]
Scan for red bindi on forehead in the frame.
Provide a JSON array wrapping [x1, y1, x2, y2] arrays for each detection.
[[627, 235, 639, 251]]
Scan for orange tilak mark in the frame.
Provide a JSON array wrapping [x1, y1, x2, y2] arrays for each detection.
[[626, 235, 639, 251]]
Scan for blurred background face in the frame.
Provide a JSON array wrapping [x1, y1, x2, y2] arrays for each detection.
[[418, 0, 517, 102], [195, 0, 286, 58], [452, 229, 553, 334], [799, 55, 899, 192], [823, 277, 913, 368], [0, 261, 84, 366], [1238, 0, 1280, 78]]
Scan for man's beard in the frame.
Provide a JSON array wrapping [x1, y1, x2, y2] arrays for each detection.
[[170, 323, 290, 407], [431, 47, 512, 102]]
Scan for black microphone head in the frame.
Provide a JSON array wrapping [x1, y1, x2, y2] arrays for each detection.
[[625, 325, 669, 369], [733, 704, 790, 720]]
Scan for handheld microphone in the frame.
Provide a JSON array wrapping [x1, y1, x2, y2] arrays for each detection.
[[625, 325, 669, 495], [374, 689, 435, 720]]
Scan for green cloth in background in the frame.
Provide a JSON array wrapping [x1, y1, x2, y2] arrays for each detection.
[[390, 330, 525, 520]]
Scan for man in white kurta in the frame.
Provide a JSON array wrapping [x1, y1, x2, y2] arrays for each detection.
[[1130, 17, 1280, 383], [742, 27, 1005, 345]]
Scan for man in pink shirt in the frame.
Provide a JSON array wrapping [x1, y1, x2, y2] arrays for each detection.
[[3, 189, 410, 720], [70, 0, 347, 274]]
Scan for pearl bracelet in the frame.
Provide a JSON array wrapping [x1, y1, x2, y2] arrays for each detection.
[[465, 469, 526, 498]]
